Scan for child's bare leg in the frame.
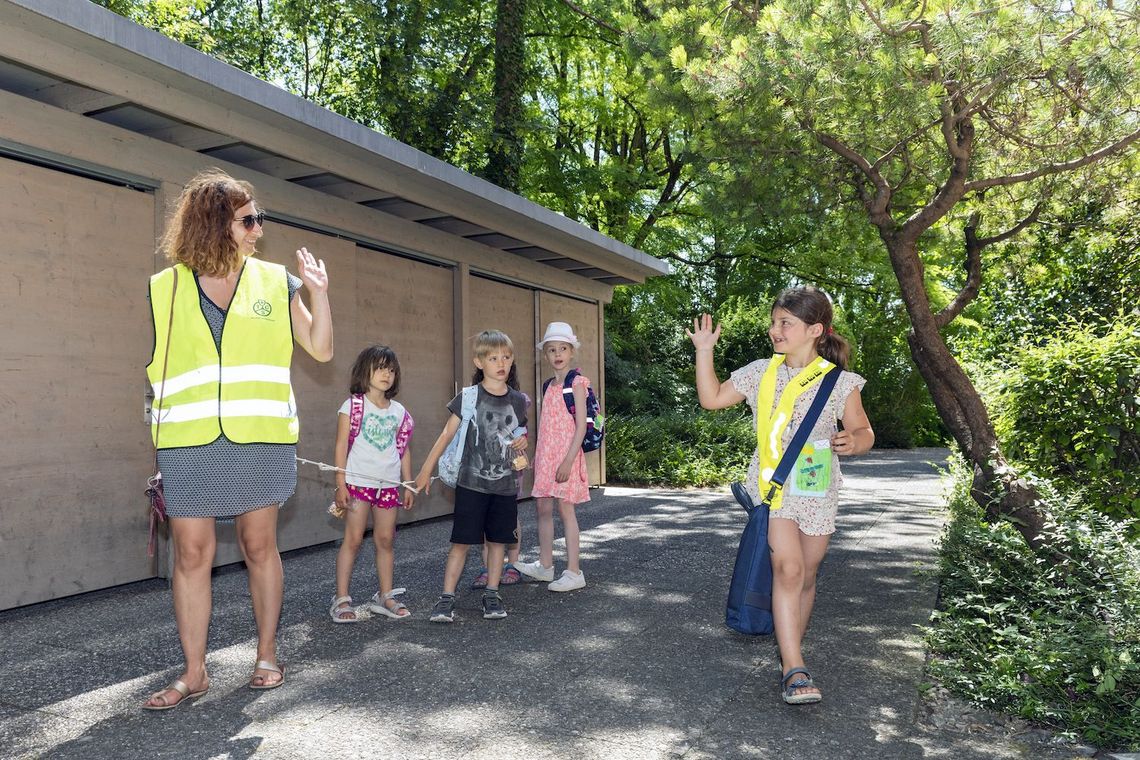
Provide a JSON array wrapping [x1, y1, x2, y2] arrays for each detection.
[[797, 533, 831, 638], [485, 543, 506, 587], [557, 499, 581, 573], [769, 517, 820, 699], [146, 517, 215, 707], [535, 497, 556, 568], [373, 506, 399, 597], [335, 501, 369, 599], [442, 544, 470, 594]]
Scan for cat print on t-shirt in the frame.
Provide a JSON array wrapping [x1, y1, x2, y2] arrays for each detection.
[[448, 386, 529, 495]]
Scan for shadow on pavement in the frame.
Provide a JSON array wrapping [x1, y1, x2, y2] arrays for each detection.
[[2, 448, 1029, 759]]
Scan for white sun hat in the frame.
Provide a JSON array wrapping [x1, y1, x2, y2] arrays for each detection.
[[537, 321, 580, 349]]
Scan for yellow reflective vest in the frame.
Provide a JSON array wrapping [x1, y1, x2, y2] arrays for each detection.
[[147, 258, 298, 448]]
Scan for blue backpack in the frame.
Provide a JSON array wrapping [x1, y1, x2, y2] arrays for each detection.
[[725, 367, 839, 636], [437, 385, 477, 488], [542, 368, 604, 452]]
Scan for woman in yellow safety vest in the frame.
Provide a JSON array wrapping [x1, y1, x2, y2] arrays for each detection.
[[143, 169, 333, 710], [688, 286, 874, 706]]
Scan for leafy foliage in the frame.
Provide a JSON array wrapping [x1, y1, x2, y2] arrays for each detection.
[[987, 316, 1140, 523], [98, 0, 1138, 477], [927, 456, 1140, 750], [605, 409, 752, 486]]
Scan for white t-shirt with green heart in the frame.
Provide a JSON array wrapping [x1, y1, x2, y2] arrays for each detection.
[[338, 396, 407, 489]]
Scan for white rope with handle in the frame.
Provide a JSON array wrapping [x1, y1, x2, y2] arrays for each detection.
[[295, 456, 438, 493]]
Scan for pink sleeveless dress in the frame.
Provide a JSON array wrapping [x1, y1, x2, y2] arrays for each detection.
[[531, 374, 590, 504]]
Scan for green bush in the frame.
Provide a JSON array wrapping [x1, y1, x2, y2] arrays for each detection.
[[988, 316, 1140, 522], [926, 457, 1140, 750], [604, 409, 753, 487]]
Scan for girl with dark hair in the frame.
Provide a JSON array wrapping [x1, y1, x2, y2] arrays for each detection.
[[328, 345, 415, 623], [687, 286, 874, 706]]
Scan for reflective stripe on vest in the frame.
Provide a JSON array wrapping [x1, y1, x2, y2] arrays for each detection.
[[146, 258, 297, 447], [755, 355, 834, 510]]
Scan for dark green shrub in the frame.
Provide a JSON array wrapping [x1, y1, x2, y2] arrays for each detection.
[[989, 316, 1140, 522], [927, 457, 1140, 750], [604, 409, 753, 487]]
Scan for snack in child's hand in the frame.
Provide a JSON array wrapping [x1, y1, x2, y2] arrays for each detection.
[[327, 501, 346, 519], [509, 425, 528, 470]]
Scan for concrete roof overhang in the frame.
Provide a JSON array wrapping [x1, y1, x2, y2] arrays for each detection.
[[0, 0, 671, 290]]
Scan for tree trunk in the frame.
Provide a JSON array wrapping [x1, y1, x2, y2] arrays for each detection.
[[886, 234, 1047, 547], [484, 0, 527, 191]]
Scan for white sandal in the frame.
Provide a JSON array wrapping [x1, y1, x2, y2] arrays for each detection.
[[329, 594, 360, 623], [366, 588, 411, 620]]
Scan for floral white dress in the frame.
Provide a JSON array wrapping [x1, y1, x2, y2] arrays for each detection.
[[730, 358, 866, 536]]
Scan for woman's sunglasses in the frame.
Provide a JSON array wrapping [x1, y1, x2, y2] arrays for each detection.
[[234, 212, 266, 230]]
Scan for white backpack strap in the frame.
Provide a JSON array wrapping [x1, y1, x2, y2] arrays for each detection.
[[461, 385, 479, 445]]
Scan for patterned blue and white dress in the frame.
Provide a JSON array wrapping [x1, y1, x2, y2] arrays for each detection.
[[152, 271, 302, 519]]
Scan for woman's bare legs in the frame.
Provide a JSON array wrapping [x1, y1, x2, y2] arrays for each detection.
[[145, 516, 215, 707], [236, 504, 283, 687]]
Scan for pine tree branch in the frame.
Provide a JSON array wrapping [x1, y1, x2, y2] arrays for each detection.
[[558, 0, 621, 35], [933, 202, 1042, 328], [965, 127, 1140, 192]]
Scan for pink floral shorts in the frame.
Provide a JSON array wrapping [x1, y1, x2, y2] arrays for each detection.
[[346, 484, 401, 510]]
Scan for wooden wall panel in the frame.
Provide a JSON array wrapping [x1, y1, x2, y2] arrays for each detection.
[[356, 249, 455, 521], [468, 277, 537, 497], [0, 158, 156, 608], [537, 293, 604, 486]]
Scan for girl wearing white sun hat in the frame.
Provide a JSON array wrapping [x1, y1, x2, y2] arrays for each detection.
[[516, 321, 591, 592]]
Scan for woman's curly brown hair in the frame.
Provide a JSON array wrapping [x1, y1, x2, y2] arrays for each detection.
[[160, 169, 255, 277]]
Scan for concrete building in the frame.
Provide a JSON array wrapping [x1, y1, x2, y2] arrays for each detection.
[[0, 0, 667, 610]]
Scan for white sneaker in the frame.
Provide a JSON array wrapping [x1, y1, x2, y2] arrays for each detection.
[[514, 560, 554, 582], [548, 569, 586, 592]]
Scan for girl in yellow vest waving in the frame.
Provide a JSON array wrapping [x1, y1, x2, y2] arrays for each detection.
[[687, 286, 874, 706], [143, 170, 333, 710]]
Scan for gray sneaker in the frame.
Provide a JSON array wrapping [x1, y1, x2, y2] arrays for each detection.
[[481, 593, 507, 620], [429, 595, 455, 623]]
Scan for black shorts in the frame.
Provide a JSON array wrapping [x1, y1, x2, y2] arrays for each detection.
[[451, 486, 519, 545]]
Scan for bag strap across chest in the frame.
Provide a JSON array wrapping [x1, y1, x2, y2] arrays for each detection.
[[757, 359, 840, 508]]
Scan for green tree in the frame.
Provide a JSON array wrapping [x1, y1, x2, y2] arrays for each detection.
[[670, 0, 1140, 546], [484, 0, 529, 190]]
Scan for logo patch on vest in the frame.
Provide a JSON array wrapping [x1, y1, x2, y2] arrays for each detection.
[[253, 299, 273, 318]]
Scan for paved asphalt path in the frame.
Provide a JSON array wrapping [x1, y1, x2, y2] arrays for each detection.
[[1, 448, 1085, 758]]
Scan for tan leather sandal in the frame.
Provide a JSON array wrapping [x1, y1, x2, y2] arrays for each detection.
[[142, 678, 208, 711], [249, 660, 285, 690]]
